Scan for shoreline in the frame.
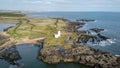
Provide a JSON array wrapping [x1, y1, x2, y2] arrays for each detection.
[[0, 32, 45, 49]]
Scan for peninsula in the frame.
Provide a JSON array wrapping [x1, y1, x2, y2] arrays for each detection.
[[0, 12, 120, 68]]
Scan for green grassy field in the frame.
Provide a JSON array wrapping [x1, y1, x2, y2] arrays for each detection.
[[7, 18, 67, 38], [5, 17, 77, 48]]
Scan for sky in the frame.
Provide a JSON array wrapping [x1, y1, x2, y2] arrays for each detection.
[[0, 0, 120, 12]]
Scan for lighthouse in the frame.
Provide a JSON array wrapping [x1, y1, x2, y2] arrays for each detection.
[[54, 30, 61, 38]]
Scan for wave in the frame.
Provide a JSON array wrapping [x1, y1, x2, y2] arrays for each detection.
[[87, 39, 116, 46], [9, 65, 18, 68], [103, 29, 108, 32], [89, 30, 97, 35], [107, 39, 115, 44], [115, 54, 120, 57]]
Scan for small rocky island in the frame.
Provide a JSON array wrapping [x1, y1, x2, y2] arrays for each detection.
[[0, 12, 120, 68]]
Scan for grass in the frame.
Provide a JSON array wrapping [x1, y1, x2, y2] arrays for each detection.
[[6, 17, 77, 48], [7, 19, 36, 38], [7, 18, 67, 39], [44, 33, 67, 46]]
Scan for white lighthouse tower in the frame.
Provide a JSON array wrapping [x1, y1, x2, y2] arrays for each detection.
[[54, 30, 61, 38]]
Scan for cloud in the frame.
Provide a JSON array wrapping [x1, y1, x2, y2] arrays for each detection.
[[21, 0, 72, 4], [0, 0, 120, 11]]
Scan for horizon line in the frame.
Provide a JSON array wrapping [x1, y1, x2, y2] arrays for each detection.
[[0, 10, 120, 13]]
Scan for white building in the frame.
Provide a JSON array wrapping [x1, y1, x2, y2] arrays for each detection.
[[54, 30, 61, 38]]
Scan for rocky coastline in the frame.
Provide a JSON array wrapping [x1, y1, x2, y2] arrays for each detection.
[[0, 17, 120, 68], [37, 18, 120, 68]]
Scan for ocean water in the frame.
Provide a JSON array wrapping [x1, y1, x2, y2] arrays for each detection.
[[0, 12, 120, 68], [0, 23, 15, 32]]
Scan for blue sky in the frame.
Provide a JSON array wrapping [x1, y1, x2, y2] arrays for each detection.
[[0, 0, 120, 12]]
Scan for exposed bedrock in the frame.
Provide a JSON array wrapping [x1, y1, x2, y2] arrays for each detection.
[[76, 19, 95, 22], [76, 29, 110, 44], [38, 45, 120, 68], [90, 28, 104, 33], [0, 45, 21, 64], [77, 34, 110, 44]]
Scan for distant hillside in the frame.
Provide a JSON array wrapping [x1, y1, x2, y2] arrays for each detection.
[[0, 11, 26, 17]]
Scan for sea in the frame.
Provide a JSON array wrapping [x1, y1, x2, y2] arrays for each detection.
[[0, 12, 120, 68]]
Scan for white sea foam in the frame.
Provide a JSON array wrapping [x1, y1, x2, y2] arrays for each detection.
[[103, 29, 108, 32], [90, 31, 97, 35], [115, 54, 120, 57], [94, 20, 97, 22], [79, 26, 88, 31], [8, 60, 24, 68], [107, 39, 115, 44], [9, 65, 18, 68], [87, 39, 116, 46]]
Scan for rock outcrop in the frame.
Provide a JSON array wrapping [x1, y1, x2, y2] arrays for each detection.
[[90, 28, 104, 33], [37, 18, 120, 68], [38, 44, 120, 68], [0, 33, 10, 45], [0, 45, 21, 64], [76, 19, 95, 22]]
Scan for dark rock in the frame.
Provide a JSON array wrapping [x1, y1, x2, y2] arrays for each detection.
[[3, 26, 14, 31], [97, 34, 110, 40], [75, 25, 83, 29], [76, 19, 95, 22], [66, 22, 86, 32], [117, 57, 120, 63], [76, 32, 110, 44], [0, 45, 21, 64], [90, 28, 104, 33]]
